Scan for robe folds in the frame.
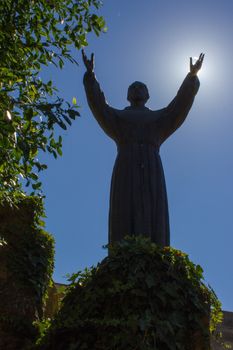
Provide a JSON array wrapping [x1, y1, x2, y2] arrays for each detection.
[[84, 72, 200, 247]]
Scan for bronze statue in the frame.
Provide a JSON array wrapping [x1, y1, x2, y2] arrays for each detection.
[[82, 50, 204, 247]]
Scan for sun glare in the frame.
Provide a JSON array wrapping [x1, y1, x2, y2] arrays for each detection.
[[192, 56, 199, 64], [174, 50, 216, 83]]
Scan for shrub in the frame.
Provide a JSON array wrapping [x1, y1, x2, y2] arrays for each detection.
[[38, 236, 222, 350]]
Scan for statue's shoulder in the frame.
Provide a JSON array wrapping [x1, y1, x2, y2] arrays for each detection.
[[111, 107, 160, 124]]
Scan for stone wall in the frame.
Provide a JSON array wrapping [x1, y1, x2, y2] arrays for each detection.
[[44, 282, 67, 318], [212, 311, 233, 349], [0, 198, 54, 350]]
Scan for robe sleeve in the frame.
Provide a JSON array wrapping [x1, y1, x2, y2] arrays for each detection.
[[83, 71, 116, 139], [157, 73, 200, 144]]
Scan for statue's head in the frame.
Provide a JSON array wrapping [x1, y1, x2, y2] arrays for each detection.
[[127, 81, 150, 105]]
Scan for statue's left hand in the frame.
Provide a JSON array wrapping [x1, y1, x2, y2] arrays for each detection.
[[189, 53, 205, 76], [82, 49, 95, 73]]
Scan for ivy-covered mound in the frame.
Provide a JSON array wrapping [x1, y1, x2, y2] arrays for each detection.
[[38, 237, 221, 350]]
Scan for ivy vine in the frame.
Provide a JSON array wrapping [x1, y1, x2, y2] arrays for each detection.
[[0, 195, 55, 347], [37, 236, 222, 350]]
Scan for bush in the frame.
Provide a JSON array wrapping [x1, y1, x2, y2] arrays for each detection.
[[38, 236, 222, 350]]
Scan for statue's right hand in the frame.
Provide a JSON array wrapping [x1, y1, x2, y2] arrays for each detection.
[[189, 53, 204, 76], [82, 49, 94, 73]]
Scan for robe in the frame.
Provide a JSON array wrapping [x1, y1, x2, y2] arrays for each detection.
[[83, 72, 200, 246]]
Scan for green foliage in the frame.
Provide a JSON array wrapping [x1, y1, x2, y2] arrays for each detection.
[[0, 0, 106, 203], [0, 195, 55, 312], [34, 318, 52, 346], [0, 196, 55, 348], [37, 236, 222, 350]]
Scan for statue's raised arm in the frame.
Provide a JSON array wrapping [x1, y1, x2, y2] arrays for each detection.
[[158, 53, 204, 144], [82, 50, 116, 139]]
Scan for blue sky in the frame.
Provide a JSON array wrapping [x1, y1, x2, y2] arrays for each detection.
[[40, 0, 233, 311]]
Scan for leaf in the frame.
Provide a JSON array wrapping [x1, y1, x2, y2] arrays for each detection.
[[67, 109, 80, 119], [30, 173, 39, 181], [32, 182, 42, 190], [57, 120, 67, 130], [59, 58, 64, 69], [72, 97, 77, 105], [52, 151, 57, 159], [57, 148, 62, 156], [63, 115, 72, 126]]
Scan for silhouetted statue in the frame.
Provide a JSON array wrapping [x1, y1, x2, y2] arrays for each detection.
[[82, 51, 204, 247]]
